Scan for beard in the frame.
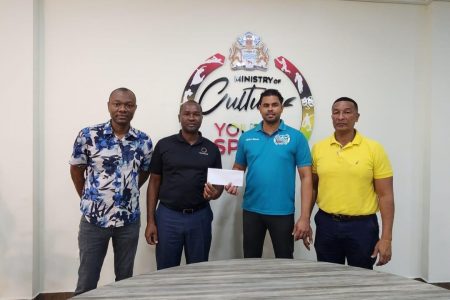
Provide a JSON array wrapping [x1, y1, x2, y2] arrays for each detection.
[[263, 114, 280, 125]]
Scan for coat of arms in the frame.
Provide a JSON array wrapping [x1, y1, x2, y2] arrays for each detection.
[[229, 32, 269, 71]]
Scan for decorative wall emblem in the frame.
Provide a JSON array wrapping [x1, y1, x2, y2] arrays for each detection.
[[182, 54, 225, 103], [229, 32, 269, 71], [180, 32, 316, 155]]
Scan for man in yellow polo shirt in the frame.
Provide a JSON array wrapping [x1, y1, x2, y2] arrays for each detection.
[[311, 97, 394, 269]]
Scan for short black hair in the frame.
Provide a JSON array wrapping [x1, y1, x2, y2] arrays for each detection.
[[109, 87, 136, 102], [333, 97, 358, 112], [258, 89, 284, 107]]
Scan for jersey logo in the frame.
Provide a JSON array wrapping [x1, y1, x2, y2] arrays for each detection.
[[274, 134, 290, 145], [245, 137, 260, 142]]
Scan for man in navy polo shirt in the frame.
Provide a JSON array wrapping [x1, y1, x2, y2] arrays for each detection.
[[226, 89, 313, 258], [145, 100, 223, 270]]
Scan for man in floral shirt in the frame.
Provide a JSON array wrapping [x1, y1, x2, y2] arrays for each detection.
[[69, 87, 152, 295]]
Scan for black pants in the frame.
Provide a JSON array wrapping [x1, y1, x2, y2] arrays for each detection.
[[243, 210, 294, 258]]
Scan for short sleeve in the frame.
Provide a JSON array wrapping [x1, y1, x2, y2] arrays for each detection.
[[69, 128, 89, 166], [213, 145, 222, 169], [140, 138, 153, 172], [235, 135, 247, 167], [373, 143, 393, 179], [311, 144, 318, 174], [295, 132, 312, 167], [149, 141, 163, 175]]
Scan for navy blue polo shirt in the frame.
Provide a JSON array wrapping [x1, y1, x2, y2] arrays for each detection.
[[150, 131, 222, 210]]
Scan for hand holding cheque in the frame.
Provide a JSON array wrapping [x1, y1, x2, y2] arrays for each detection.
[[207, 168, 243, 196]]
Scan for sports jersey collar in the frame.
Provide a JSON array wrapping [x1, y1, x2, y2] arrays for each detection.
[[330, 130, 362, 147], [256, 119, 287, 132]]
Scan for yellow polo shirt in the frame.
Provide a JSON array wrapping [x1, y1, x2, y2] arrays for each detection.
[[312, 131, 393, 215]]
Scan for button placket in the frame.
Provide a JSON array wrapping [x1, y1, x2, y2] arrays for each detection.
[[112, 139, 123, 220]]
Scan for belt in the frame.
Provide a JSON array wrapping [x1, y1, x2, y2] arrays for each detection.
[[160, 202, 208, 214], [319, 209, 375, 222]]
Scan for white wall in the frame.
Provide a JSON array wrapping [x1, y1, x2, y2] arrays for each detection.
[[428, 1, 450, 283], [0, 0, 449, 298], [0, 0, 36, 299]]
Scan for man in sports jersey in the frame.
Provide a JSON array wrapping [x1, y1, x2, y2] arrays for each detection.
[[226, 89, 313, 258]]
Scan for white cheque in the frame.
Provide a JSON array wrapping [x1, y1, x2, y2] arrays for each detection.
[[207, 168, 244, 186]]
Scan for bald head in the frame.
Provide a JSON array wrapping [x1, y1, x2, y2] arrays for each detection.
[[179, 100, 202, 114]]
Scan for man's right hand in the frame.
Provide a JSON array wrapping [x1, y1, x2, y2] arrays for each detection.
[[145, 223, 158, 245], [225, 183, 239, 195]]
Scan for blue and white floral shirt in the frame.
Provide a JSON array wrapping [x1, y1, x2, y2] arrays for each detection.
[[70, 121, 153, 228]]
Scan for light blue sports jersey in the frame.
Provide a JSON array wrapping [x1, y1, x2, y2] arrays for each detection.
[[235, 120, 311, 215]]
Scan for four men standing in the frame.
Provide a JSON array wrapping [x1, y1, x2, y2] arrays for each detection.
[[70, 89, 394, 294]]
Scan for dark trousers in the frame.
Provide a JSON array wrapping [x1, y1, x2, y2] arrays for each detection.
[[314, 209, 379, 269], [243, 210, 294, 259], [155, 203, 213, 270], [75, 217, 140, 295]]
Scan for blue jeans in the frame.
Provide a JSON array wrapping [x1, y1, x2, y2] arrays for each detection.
[[155, 203, 213, 270], [314, 209, 379, 269], [74, 216, 140, 295]]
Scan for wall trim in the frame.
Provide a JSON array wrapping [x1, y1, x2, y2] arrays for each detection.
[[34, 292, 74, 300], [342, 0, 450, 5]]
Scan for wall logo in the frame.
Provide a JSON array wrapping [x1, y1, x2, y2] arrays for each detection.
[[229, 32, 269, 71], [181, 32, 315, 156]]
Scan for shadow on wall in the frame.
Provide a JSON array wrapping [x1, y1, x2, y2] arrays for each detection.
[[134, 222, 157, 275], [0, 191, 15, 294], [0, 188, 34, 296], [42, 214, 80, 294], [0, 184, 12, 256], [211, 193, 247, 260]]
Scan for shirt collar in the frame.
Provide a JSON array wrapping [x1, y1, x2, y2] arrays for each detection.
[[256, 119, 286, 133], [329, 130, 362, 147], [177, 130, 204, 145], [105, 120, 138, 139]]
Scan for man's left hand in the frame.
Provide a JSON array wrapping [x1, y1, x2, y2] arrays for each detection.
[[293, 217, 313, 250], [371, 239, 392, 266]]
